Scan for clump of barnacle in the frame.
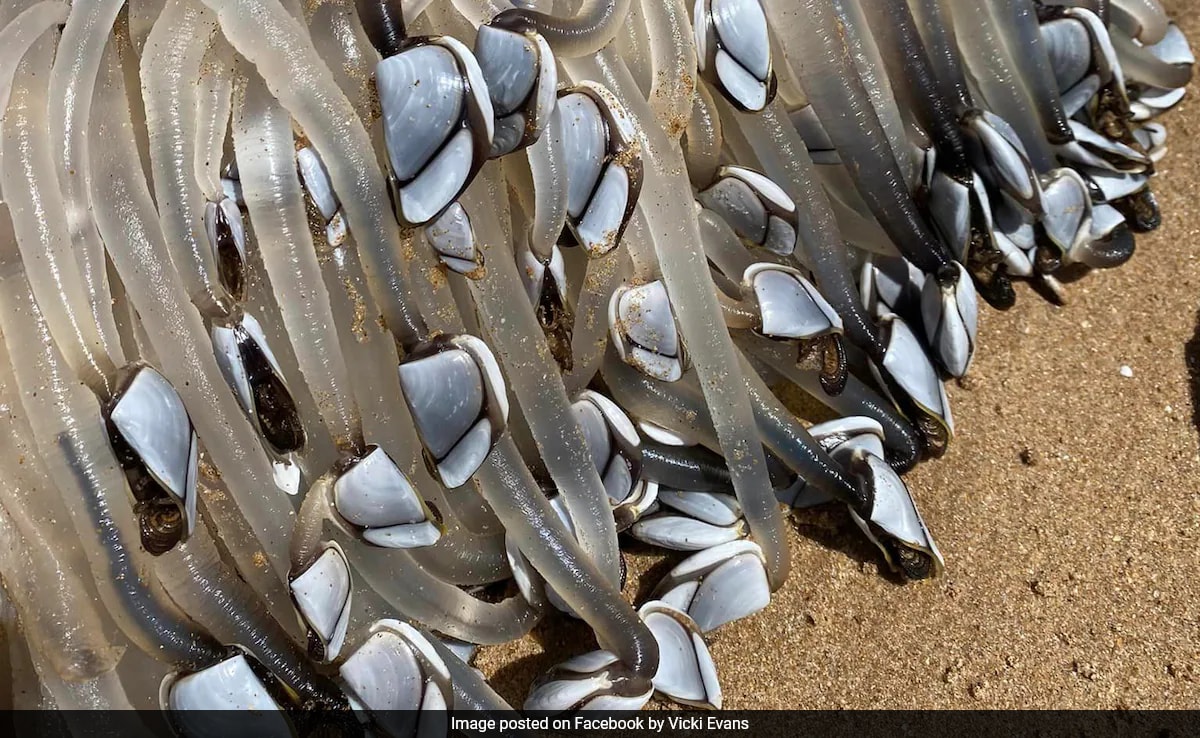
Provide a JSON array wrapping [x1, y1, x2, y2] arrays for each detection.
[[0, 0, 1188, 721]]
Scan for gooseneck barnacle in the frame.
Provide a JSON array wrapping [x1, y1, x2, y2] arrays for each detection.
[[0, 0, 1189, 718]]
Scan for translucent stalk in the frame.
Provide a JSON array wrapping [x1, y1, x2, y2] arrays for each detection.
[[463, 172, 622, 585], [94, 42, 296, 608], [987, 0, 1075, 145], [834, 0, 917, 185], [684, 83, 723, 187], [141, 0, 229, 314], [309, 0, 380, 127], [47, 0, 128, 367], [232, 74, 361, 448], [0, 2, 68, 116], [765, 0, 956, 276], [476, 440, 659, 676], [739, 333, 923, 471], [0, 510, 136, 712], [733, 102, 889, 360], [906, 0, 976, 113], [642, 0, 696, 138], [562, 247, 631, 396], [0, 315, 93, 581], [733, 352, 866, 509], [128, 0, 165, 54], [394, 182, 658, 676], [2, 35, 116, 396], [0, 495, 124, 686], [193, 36, 235, 202], [602, 347, 720, 449], [423, 630, 516, 712], [946, 0, 1056, 169], [500, 0, 634, 58]]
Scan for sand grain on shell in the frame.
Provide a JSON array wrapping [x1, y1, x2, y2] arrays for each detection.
[[476, 0, 1200, 707]]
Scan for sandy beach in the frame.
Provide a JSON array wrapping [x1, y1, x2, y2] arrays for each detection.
[[477, 0, 1200, 709]]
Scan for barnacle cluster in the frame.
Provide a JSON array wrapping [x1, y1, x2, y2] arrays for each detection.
[[0, 0, 1190, 724]]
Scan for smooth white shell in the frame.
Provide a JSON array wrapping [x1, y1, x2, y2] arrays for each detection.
[[399, 348, 485, 461], [378, 44, 464, 182], [711, 0, 770, 79], [557, 93, 607, 218], [297, 146, 339, 220], [398, 128, 474, 225], [165, 654, 286, 718], [291, 543, 352, 661], [334, 446, 426, 528], [640, 603, 722, 709], [111, 367, 198, 535]]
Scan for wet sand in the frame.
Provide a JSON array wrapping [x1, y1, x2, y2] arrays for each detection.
[[478, 1, 1200, 708]]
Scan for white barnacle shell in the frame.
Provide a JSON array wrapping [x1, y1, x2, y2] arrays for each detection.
[[1038, 167, 1094, 257], [847, 450, 944, 579], [202, 195, 248, 301], [1114, 20, 1193, 91], [572, 389, 643, 507], [608, 280, 687, 382], [872, 313, 954, 443], [638, 419, 696, 446], [1066, 7, 1127, 91], [1040, 14, 1094, 94], [333, 445, 443, 549], [107, 364, 199, 541], [554, 82, 643, 258], [698, 165, 797, 256], [650, 540, 770, 633], [1086, 168, 1151, 203], [296, 146, 350, 248], [377, 36, 494, 226], [1131, 85, 1186, 120], [425, 202, 483, 276], [925, 164, 992, 265], [161, 652, 293, 738], [340, 619, 452, 734], [289, 542, 353, 662], [1133, 122, 1169, 162], [694, 0, 777, 112], [525, 650, 654, 713], [629, 512, 746, 551], [519, 242, 568, 311], [398, 334, 509, 488], [474, 17, 558, 157], [1056, 120, 1150, 174], [211, 311, 306, 456], [296, 146, 340, 221], [742, 263, 842, 341], [657, 489, 742, 527], [638, 602, 722, 709], [963, 110, 1041, 209], [860, 253, 926, 319], [810, 416, 886, 461], [919, 262, 978, 379]]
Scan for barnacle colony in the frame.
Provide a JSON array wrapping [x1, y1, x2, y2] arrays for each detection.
[[0, 0, 1189, 721]]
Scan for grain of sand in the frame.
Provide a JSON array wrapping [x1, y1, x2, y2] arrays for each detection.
[[477, 2, 1200, 708]]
